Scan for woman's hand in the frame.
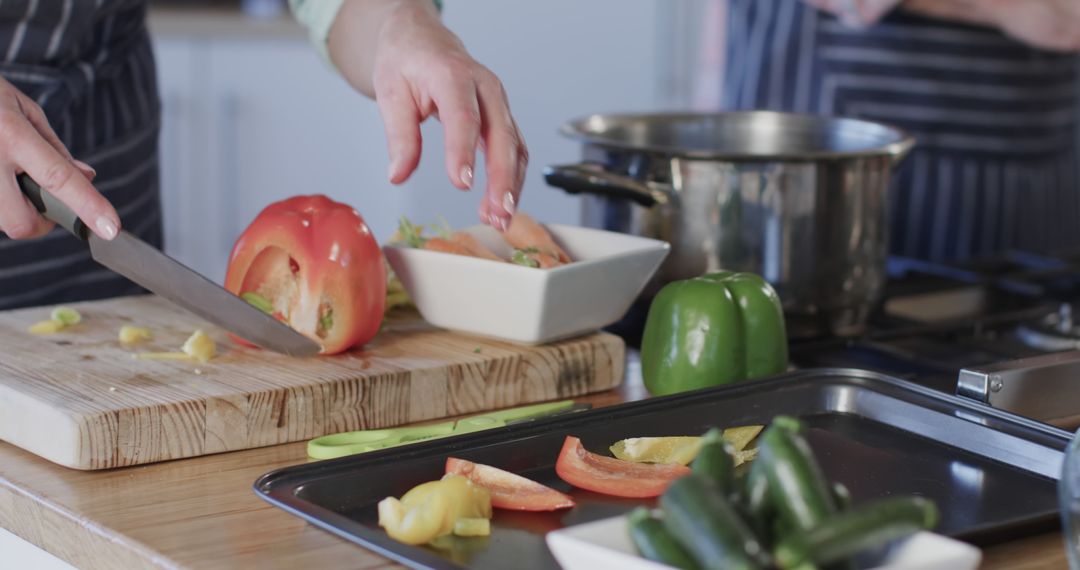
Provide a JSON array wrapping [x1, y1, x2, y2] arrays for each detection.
[[328, 0, 526, 231], [0, 76, 116, 240]]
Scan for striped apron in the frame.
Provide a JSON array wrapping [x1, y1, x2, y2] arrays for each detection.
[[723, 0, 1080, 261], [0, 0, 160, 310]]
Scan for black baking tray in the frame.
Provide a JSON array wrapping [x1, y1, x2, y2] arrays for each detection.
[[254, 369, 1070, 570]]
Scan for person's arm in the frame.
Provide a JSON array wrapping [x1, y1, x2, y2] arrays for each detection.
[[906, 0, 1080, 52], [804, 0, 1080, 52], [0, 76, 116, 241], [291, 0, 525, 231]]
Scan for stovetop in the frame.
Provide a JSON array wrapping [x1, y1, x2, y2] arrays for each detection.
[[789, 250, 1080, 394]]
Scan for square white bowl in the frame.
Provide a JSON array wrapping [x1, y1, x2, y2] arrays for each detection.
[[382, 224, 670, 344], [545, 514, 982, 570]]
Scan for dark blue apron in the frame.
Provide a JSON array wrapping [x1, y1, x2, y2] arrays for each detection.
[[0, 0, 160, 309], [724, 0, 1080, 261]]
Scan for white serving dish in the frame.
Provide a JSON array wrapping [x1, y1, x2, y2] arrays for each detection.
[[382, 223, 669, 344], [545, 514, 982, 570]]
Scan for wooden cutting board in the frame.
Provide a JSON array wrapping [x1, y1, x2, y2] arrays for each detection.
[[0, 295, 624, 470]]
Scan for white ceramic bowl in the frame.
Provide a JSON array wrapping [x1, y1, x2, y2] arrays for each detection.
[[382, 223, 670, 344], [545, 514, 982, 570]]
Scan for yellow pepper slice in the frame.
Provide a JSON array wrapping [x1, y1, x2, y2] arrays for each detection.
[[724, 425, 764, 452], [182, 330, 216, 362], [119, 325, 153, 345], [28, 319, 66, 335], [452, 517, 491, 537], [378, 474, 492, 545], [610, 436, 703, 466], [609, 425, 765, 466]]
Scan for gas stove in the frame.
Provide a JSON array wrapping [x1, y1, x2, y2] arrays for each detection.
[[788, 250, 1080, 423]]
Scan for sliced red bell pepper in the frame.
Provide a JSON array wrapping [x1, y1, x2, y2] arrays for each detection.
[[445, 457, 575, 511], [555, 436, 691, 498], [224, 195, 385, 354]]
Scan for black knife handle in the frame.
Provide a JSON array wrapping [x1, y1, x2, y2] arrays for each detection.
[[17, 173, 90, 240]]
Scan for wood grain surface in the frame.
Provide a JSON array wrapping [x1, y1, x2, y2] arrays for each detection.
[[0, 373, 1065, 570], [0, 295, 624, 470]]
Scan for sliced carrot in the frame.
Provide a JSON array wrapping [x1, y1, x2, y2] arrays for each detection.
[[516, 250, 562, 269], [423, 237, 475, 257], [450, 232, 504, 261], [503, 213, 571, 265]]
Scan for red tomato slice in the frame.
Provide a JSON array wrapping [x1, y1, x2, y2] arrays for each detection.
[[445, 457, 575, 511], [555, 436, 691, 498]]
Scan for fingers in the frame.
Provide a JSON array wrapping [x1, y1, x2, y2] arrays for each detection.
[[17, 94, 95, 181], [375, 77, 423, 185], [4, 113, 119, 240], [431, 78, 481, 191], [18, 94, 72, 159], [475, 74, 527, 231], [0, 169, 53, 239]]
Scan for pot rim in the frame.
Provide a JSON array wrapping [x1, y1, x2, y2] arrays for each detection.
[[558, 110, 916, 162]]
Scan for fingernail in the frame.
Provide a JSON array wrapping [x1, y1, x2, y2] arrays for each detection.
[[459, 165, 473, 189], [95, 216, 118, 240], [387, 158, 399, 182], [73, 159, 96, 179], [502, 192, 516, 217], [495, 215, 510, 232]]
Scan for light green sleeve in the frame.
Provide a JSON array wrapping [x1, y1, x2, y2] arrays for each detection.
[[288, 0, 347, 62], [288, 0, 444, 65]]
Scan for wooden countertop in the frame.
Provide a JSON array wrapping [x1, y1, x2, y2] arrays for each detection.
[[0, 362, 1067, 569]]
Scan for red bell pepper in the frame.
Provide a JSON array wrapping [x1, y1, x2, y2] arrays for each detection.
[[224, 195, 385, 354], [445, 457, 575, 511], [555, 436, 691, 498]]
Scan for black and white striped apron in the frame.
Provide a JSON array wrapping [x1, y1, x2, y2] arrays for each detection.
[[723, 0, 1080, 261], [0, 0, 160, 310]]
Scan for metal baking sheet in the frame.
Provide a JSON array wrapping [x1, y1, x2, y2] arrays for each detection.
[[254, 369, 1069, 570]]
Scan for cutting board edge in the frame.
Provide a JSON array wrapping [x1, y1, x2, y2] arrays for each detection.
[[0, 382, 89, 469]]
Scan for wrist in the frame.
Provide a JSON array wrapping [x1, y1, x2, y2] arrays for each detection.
[[376, 0, 442, 45]]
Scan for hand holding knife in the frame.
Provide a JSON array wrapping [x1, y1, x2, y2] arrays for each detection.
[[17, 173, 321, 357]]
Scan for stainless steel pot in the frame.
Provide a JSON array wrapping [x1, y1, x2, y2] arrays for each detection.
[[544, 111, 914, 336]]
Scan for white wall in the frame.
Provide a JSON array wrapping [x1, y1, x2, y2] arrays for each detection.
[[153, 1, 667, 281]]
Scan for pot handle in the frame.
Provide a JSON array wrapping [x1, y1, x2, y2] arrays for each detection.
[[543, 163, 669, 208], [890, 137, 916, 169]]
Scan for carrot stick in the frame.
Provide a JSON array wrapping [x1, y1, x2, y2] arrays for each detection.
[[503, 213, 571, 264], [450, 232, 503, 261]]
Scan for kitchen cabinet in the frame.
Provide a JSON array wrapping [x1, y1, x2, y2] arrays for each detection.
[[150, 1, 667, 283]]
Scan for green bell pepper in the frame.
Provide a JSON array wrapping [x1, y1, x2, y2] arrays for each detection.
[[640, 272, 788, 396]]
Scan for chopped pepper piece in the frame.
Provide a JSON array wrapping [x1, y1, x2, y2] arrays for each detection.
[[611, 437, 703, 466], [50, 306, 81, 325], [119, 325, 153, 345], [452, 518, 491, 537], [377, 474, 492, 545], [445, 457, 574, 511], [555, 436, 691, 498], [182, 330, 216, 363], [28, 319, 65, 334]]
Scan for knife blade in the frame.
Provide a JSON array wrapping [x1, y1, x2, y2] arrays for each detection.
[[18, 174, 321, 357]]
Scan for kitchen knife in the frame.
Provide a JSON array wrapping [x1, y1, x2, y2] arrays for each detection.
[[17, 174, 321, 357]]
